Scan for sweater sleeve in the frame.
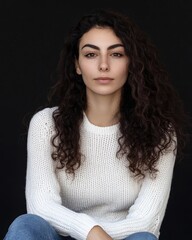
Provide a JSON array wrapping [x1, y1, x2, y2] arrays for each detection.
[[25, 108, 99, 240], [100, 140, 176, 239]]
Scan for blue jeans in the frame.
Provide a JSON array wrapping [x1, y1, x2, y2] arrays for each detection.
[[4, 214, 158, 240]]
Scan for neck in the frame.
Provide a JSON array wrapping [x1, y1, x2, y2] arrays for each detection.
[[85, 94, 121, 127]]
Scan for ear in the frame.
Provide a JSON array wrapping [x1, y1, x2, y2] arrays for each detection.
[[75, 60, 82, 75]]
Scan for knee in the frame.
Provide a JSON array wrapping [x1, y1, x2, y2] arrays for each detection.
[[4, 214, 60, 240], [143, 232, 157, 240], [9, 214, 47, 229], [127, 231, 158, 240], [5, 213, 49, 237]]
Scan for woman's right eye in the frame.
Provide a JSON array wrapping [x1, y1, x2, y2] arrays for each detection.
[[85, 53, 97, 58]]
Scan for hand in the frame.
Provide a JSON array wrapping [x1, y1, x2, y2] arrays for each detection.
[[87, 226, 113, 240]]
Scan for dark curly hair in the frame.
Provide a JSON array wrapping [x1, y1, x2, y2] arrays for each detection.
[[48, 8, 189, 178]]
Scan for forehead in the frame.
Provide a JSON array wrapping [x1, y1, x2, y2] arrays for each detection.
[[79, 27, 123, 48]]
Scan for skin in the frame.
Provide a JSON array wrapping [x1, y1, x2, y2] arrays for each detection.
[[75, 27, 130, 240], [76, 27, 130, 127]]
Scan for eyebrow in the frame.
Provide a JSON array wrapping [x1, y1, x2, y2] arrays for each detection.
[[81, 43, 124, 50]]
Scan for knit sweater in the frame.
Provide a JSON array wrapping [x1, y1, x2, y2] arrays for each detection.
[[26, 107, 176, 240]]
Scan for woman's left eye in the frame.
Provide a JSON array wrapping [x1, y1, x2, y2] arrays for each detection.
[[111, 53, 123, 57]]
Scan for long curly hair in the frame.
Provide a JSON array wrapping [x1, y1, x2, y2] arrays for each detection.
[[48, 8, 188, 177]]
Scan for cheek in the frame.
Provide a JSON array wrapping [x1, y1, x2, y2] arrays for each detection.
[[79, 65, 93, 84], [117, 66, 129, 86], [80, 63, 95, 77], [113, 59, 129, 72], [118, 64, 129, 78]]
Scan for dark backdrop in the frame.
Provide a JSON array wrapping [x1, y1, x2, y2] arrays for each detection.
[[1, 0, 192, 239]]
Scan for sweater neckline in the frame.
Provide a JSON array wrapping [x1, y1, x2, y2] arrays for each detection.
[[82, 112, 119, 134]]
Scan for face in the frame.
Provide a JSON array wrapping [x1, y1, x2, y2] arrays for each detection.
[[75, 27, 130, 98]]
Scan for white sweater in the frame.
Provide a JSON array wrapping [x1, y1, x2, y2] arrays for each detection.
[[26, 107, 176, 240]]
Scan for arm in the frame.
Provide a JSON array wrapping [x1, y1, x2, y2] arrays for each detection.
[[100, 141, 177, 239], [25, 108, 100, 240]]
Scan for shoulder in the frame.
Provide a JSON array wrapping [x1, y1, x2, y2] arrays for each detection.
[[28, 106, 58, 134], [31, 106, 57, 121]]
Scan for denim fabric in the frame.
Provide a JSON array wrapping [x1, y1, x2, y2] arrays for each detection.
[[3, 214, 73, 240], [3, 214, 157, 240], [125, 232, 157, 240]]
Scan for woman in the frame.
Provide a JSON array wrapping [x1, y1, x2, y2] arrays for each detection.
[[4, 8, 188, 240]]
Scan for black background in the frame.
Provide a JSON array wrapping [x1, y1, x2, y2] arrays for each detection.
[[1, 0, 192, 239]]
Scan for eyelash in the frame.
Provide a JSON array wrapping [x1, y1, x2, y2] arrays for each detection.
[[112, 53, 124, 57], [85, 53, 97, 58], [84, 52, 124, 58]]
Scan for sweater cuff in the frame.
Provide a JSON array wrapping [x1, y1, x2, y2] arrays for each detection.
[[69, 213, 100, 240]]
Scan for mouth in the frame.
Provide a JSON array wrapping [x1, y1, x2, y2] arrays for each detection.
[[94, 77, 113, 84]]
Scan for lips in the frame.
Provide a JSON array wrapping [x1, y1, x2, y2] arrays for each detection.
[[94, 77, 113, 83]]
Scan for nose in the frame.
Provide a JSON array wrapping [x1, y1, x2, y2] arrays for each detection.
[[99, 57, 109, 72], [99, 65, 109, 71]]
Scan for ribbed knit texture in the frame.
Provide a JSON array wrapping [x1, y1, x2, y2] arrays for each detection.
[[26, 107, 176, 240]]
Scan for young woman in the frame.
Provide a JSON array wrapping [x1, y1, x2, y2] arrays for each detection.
[[4, 8, 188, 240]]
